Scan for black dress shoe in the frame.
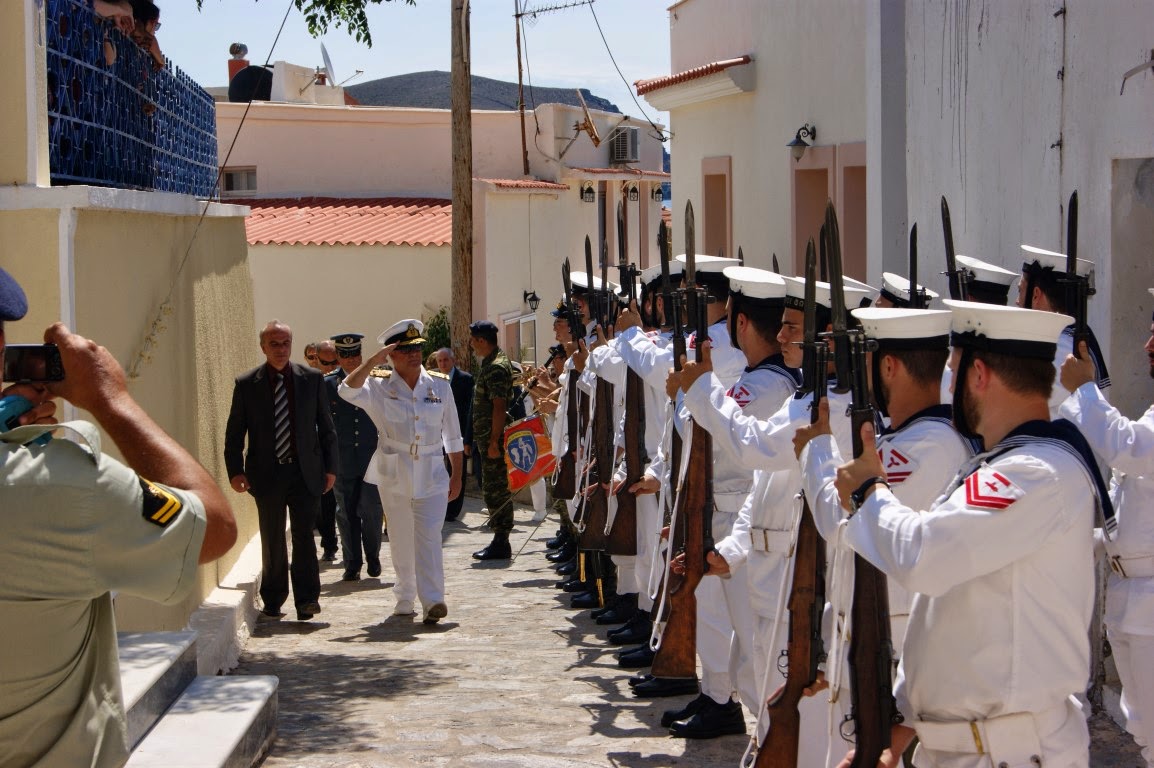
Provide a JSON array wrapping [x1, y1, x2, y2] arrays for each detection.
[[554, 559, 577, 576], [669, 698, 746, 739], [617, 645, 655, 669], [321, 550, 337, 562], [596, 597, 638, 626], [627, 672, 653, 687], [342, 570, 361, 581], [661, 693, 711, 728], [367, 558, 382, 578], [608, 613, 652, 646], [546, 542, 576, 562], [555, 573, 580, 590], [562, 578, 593, 593], [260, 608, 285, 619], [296, 601, 321, 621], [570, 590, 601, 609], [589, 593, 626, 622], [545, 530, 570, 550], [632, 675, 699, 698]]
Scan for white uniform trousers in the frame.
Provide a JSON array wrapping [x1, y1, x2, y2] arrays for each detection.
[[379, 490, 446, 610], [696, 534, 758, 711], [1111, 629, 1154, 766], [612, 554, 636, 601], [529, 478, 547, 516], [634, 493, 660, 612]]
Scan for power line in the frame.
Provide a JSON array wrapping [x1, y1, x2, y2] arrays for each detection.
[[586, 2, 667, 143]]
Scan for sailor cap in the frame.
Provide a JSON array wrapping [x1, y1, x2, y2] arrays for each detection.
[[1020, 244, 1094, 275], [783, 277, 870, 311], [723, 266, 787, 300], [943, 299, 1071, 358], [569, 271, 621, 295], [378, 319, 425, 347], [639, 260, 684, 284], [956, 254, 1017, 286], [880, 272, 939, 307], [852, 307, 952, 348], [675, 253, 741, 274]]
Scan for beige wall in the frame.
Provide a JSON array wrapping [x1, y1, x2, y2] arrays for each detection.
[[247, 243, 452, 351], [0, 0, 48, 186]]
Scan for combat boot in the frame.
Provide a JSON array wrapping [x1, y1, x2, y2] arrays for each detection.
[[594, 592, 637, 626], [472, 530, 512, 561], [607, 609, 652, 645]]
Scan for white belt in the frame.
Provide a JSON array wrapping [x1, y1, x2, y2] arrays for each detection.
[[914, 702, 1068, 760], [1108, 553, 1154, 578], [750, 527, 793, 554], [381, 437, 443, 458]]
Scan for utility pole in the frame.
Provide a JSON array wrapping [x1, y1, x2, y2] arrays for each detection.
[[451, 0, 473, 368]]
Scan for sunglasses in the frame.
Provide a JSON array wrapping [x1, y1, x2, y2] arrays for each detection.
[[337, 350, 360, 358], [305, 354, 317, 360], [394, 346, 423, 355], [318, 358, 338, 365]]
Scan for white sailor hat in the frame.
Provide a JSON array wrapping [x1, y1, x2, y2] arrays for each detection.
[[852, 307, 952, 348], [1020, 244, 1094, 275], [378, 319, 425, 347], [569, 271, 621, 295], [783, 277, 870, 311], [879, 272, 939, 307], [943, 299, 1071, 359], [723, 266, 787, 300], [956, 254, 1017, 286], [639, 260, 685, 285], [675, 253, 742, 274]]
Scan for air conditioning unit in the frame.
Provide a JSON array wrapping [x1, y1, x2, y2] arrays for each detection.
[[608, 126, 640, 165]]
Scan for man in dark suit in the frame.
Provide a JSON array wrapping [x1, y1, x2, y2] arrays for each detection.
[[435, 347, 473, 521], [225, 320, 338, 621]]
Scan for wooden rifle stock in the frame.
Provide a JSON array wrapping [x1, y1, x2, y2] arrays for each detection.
[[553, 379, 579, 500], [578, 379, 612, 551], [607, 368, 644, 555]]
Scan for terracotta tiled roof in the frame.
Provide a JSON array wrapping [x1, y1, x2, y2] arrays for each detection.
[[635, 56, 752, 96], [570, 167, 671, 179], [235, 197, 452, 247], [478, 178, 570, 190]]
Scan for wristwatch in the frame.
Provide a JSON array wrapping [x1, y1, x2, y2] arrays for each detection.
[[849, 476, 889, 515]]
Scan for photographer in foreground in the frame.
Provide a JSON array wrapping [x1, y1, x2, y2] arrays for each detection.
[[0, 266, 236, 768]]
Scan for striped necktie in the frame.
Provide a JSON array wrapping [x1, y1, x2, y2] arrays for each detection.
[[273, 372, 292, 461]]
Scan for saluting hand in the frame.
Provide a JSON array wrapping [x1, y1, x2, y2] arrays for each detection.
[[834, 420, 885, 512], [793, 398, 832, 459]]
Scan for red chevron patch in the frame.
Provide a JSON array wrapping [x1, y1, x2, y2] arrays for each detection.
[[880, 445, 914, 484], [964, 467, 1023, 510], [729, 384, 753, 408]]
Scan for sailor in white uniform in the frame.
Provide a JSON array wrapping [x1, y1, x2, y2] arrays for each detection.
[[938, 254, 1019, 404]]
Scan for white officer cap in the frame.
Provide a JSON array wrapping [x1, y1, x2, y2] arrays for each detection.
[[843, 275, 878, 302], [956, 254, 1017, 286], [569, 271, 621, 295], [783, 277, 870, 311], [675, 253, 742, 274], [880, 272, 939, 307], [723, 266, 787, 300], [943, 299, 1071, 359], [852, 307, 952, 347], [1020, 244, 1094, 275], [377, 319, 425, 347], [639, 260, 684, 284]]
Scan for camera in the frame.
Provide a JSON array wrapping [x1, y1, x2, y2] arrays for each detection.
[[2, 344, 65, 383]]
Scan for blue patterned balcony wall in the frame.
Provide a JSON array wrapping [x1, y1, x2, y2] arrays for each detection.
[[45, 0, 218, 198]]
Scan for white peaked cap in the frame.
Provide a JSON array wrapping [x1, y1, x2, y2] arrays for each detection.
[[784, 277, 870, 310], [1020, 244, 1094, 274], [675, 253, 742, 274], [639, 260, 684, 284], [378, 318, 425, 346], [723, 266, 787, 299], [956, 254, 1017, 286], [943, 299, 1071, 349], [852, 307, 952, 341], [843, 275, 878, 298], [569, 271, 621, 294], [881, 272, 939, 303]]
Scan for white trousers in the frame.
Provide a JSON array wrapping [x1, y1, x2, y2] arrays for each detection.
[[696, 557, 758, 712], [529, 478, 546, 512], [1111, 628, 1154, 767], [379, 490, 446, 610], [634, 493, 660, 612]]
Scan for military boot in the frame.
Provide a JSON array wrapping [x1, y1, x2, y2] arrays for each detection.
[[668, 697, 746, 739], [472, 530, 512, 561]]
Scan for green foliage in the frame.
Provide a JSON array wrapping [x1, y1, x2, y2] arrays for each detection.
[[422, 305, 451, 360], [197, 0, 416, 47]]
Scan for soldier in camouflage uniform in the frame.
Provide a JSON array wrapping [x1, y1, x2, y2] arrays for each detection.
[[468, 320, 515, 560]]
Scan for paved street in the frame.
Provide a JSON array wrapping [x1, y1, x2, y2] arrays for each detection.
[[236, 494, 1142, 767]]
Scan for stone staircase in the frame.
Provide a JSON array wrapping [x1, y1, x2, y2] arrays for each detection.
[[118, 631, 277, 768]]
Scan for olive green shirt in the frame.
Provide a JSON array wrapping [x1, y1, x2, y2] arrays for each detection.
[[471, 348, 513, 445]]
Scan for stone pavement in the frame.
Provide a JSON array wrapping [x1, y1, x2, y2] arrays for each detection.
[[235, 494, 1143, 768]]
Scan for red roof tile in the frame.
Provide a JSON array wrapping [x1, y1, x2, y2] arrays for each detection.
[[479, 178, 570, 190], [570, 167, 671, 180], [235, 197, 452, 247], [635, 56, 752, 96]]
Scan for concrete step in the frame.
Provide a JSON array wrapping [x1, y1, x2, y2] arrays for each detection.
[[118, 631, 198, 749], [125, 675, 278, 768]]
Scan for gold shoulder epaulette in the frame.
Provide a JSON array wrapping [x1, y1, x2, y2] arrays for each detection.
[[370, 367, 392, 378], [427, 370, 449, 380]]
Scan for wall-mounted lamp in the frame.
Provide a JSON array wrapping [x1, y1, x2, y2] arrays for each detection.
[[787, 123, 817, 162], [581, 182, 596, 203], [627, 184, 640, 202], [652, 185, 665, 203], [523, 290, 541, 311]]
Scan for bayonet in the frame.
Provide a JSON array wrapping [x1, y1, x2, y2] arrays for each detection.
[[909, 223, 926, 309], [825, 201, 852, 393], [737, 246, 745, 267], [798, 238, 819, 397], [1064, 190, 1091, 358], [772, 253, 780, 274], [941, 196, 968, 301], [600, 239, 612, 332], [583, 235, 595, 340]]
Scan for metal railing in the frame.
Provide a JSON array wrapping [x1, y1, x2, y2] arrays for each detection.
[[45, 0, 218, 198]]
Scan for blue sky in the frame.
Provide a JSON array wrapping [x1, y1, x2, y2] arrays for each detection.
[[163, 0, 670, 130]]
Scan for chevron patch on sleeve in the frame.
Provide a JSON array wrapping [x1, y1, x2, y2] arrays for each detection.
[[963, 467, 1024, 510], [140, 478, 183, 527], [879, 445, 917, 484]]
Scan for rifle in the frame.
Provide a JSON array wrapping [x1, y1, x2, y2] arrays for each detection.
[[827, 201, 899, 768], [659, 220, 684, 519], [754, 238, 828, 768], [941, 196, 969, 301], [1063, 191, 1092, 357], [908, 223, 928, 310], [650, 200, 712, 681], [578, 239, 612, 554], [554, 259, 582, 500]]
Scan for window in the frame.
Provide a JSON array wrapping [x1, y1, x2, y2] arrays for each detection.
[[221, 167, 257, 196]]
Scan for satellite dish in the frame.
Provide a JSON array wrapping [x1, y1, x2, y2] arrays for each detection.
[[320, 42, 337, 87], [575, 90, 601, 147], [228, 65, 272, 102]]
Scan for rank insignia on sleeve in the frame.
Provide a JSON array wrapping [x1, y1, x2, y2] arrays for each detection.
[[879, 445, 916, 484], [728, 384, 754, 408], [140, 478, 183, 527], [963, 466, 1024, 510]]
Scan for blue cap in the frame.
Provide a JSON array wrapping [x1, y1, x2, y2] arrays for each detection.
[[469, 320, 498, 342], [330, 333, 363, 352], [0, 267, 28, 321]]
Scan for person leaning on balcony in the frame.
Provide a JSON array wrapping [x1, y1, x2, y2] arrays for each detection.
[[0, 266, 237, 768], [93, 0, 136, 34], [128, 0, 164, 71]]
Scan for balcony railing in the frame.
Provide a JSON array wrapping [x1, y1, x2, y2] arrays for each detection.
[[45, 0, 218, 198]]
